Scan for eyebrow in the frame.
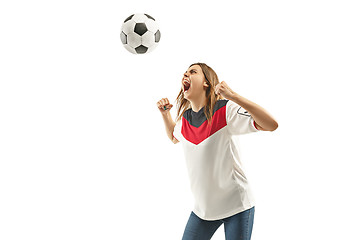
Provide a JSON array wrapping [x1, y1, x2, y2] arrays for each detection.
[[186, 68, 197, 73]]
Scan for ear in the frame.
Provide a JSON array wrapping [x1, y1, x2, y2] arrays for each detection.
[[203, 82, 209, 87]]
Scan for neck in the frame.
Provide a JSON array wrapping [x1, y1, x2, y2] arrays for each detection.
[[189, 94, 206, 112]]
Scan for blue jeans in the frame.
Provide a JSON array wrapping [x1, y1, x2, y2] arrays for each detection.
[[182, 207, 255, 240]]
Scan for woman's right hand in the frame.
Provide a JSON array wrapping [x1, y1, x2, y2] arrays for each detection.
[[157, 98, 173, 114]]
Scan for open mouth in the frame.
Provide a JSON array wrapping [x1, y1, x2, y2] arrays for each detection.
[[183, 80, 191, 92]]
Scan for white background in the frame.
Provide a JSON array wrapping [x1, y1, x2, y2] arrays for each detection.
[[1, 0, 359, 239]]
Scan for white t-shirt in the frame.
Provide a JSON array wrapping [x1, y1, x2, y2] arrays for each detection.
[[173, 99, 260, 220]]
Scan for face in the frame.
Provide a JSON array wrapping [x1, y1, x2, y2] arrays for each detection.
[[182, 65, 209, 100]]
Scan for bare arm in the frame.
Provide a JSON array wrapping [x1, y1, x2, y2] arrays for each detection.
[[230, 93, 278, 131], [215, 81, 278, 131], [157, 98, 179, 144], [161, 112, 179, 143]]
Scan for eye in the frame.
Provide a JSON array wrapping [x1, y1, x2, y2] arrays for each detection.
[[190, 70, 197, 74]]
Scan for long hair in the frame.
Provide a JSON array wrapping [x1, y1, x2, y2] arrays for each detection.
[[175, 63, 223, 124]]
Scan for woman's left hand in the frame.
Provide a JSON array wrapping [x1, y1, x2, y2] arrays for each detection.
[[215, 81, 236, 100]]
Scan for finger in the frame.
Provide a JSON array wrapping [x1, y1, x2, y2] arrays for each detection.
[[214, 84, 219, 94], [158, 99, 167, 109], [160, 99, 167, 106], [215, 85, 221, 95], [157, 101, 163, 108], [218, 87, 224, 95], [163, 104, 171, 111], [166, 103, 174, 110], [222, 82, 229, 90], [158, 103, 165, 111], [165, 103, 173, 109]]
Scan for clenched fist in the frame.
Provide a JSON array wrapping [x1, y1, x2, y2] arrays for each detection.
[[214, 81, 236, 100], [156, 98, 173, 115]]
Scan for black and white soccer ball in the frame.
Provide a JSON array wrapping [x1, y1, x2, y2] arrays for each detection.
[[120, 13, 161, 54]]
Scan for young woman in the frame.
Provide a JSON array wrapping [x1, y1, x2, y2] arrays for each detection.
[[156, 63, 278, 240]]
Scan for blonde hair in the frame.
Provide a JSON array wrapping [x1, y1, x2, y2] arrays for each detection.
[[175, 63, 223, 124]]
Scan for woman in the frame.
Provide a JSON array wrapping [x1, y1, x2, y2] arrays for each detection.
[[156, 63, 278, 240]]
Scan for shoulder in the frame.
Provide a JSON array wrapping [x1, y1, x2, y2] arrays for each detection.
[[216, 99, 229, 107], [225, 100, 251, 117], [214, 99, 229, 113], [224, 99, 236, 108]]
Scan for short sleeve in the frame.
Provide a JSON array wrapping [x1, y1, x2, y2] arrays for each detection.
[[226, 100, 260, 135], [173, 118, 182, 142]]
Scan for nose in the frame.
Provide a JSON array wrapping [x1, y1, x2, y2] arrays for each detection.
[[183, 72, 189, 78]]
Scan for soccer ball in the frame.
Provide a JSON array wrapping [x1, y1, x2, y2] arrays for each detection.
[[120, 13, 161, 54]]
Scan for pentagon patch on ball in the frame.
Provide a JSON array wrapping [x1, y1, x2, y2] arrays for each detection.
[[120, 13, 161, 54]]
